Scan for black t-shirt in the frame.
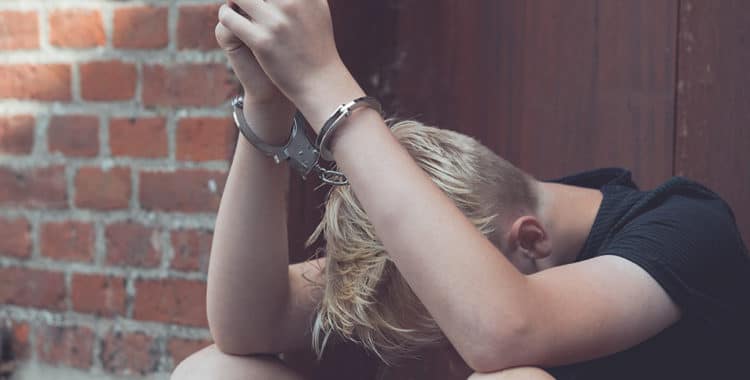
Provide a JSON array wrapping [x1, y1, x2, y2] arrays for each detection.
[[544, 168, 750, 380]]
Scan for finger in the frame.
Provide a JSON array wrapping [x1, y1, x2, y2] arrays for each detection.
[[231, 0, 276, 23], [227, 0, 249, 18], [218, 4, 267, 48], [215, 21, 243, 52], [215, 22, 265, 86]]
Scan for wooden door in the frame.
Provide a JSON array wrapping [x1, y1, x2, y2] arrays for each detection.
[[284, 1, 750, 379]]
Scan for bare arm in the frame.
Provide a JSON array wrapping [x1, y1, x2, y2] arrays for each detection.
[[295, 80, 680, 370], [292, 80, 681, 371], [207, 22, 323, 355], [217, 0, 531, 366], [219, 0, 681, 372], [209, 138, 324, 354]]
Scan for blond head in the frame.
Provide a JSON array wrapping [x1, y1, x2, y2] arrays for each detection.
[[305, 120, 538, 364]]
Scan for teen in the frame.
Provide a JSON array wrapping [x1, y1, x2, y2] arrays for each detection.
[[172, 1, 750, 379]]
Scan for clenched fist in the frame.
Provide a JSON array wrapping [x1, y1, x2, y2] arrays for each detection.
[[215, 11, 295, 143], [218, 0, 366, 132]]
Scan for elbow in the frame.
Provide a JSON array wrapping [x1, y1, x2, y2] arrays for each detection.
[[209, 323, 278, 356], [206, 302, 246, 355], [212, 340, 267, 357], [207, 308, 279, 356], [207, 319, 253, 356], [212, 337, 249, 356], [465, 351, 514, 374], [462, 317, 532, 373], [205, 280, 292, 356], [210, 330, 247, 356]]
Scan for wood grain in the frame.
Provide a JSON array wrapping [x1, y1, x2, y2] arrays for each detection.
[[674, 0, 750, 245], [392, 0, 678, 189], [282, 0, 750, 378]]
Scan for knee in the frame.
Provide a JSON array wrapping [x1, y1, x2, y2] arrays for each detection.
[[468, 366, 555, 380], [171, 344, 303, 380], [170, 344, 213, 380]]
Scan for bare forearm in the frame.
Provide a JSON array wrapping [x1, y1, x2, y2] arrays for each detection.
[[207, 103, 293, 353], [296, 74, 530, 368], [216, 0, 530, 367]]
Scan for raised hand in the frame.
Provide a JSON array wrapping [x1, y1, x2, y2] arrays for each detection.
[[218, 0, 366, 132], [215, 16, 295, 143], [215, 20, 289, 104]]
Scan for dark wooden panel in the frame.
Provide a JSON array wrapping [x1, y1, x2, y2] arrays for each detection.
[[287, 1, 684, 379], [393, 0, 678, 189], [675, 0, 750, 243]]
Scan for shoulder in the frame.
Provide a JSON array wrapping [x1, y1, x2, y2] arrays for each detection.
[[600, 182, 750, 321], [604, 184, 745, 271], [613, 178, 739, 246]]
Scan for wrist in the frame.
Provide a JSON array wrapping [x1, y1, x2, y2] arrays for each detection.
[[291, 62, 366, 134], [240, 98, 296, 145]]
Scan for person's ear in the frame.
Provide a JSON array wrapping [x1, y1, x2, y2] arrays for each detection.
[[508, 216, 551, 260]]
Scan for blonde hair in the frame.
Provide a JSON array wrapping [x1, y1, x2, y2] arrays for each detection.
[[305, 119, 538, 364]]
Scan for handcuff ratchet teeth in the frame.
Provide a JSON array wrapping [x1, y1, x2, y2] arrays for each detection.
[[231, 96, 349, 186]]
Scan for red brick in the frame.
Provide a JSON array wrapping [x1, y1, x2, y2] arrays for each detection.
[[178, 4, 221, 50], [142, 63, 237, 107], [100, 331, 159, 375], [75, 167, 131, 210], [139, 170, 225, 213], [105, 222, 161, 268], [49, 9, 105, 48], [109, 117, 167, 158], [167, 338, 212, 367], [0, 319, 31, 361], [0, 11, 39, 50], [0, 64, 71, 101], [0, 166, 67, 209], [0, 268, 66, 310], [80, 61, 137, 101], [176, 117, 235, 161], [133, 278, 207, 327], [113, 6, 168, 49], [0, 115, 34, 155], [170, 229, 212, 272], [48, 115, 99, 157], [71, 274, 126, 317], [35, 325, 95, 369], [0, 218, 31, 259], [40, 221, 95, 262]]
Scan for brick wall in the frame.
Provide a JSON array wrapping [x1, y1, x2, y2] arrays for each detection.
[[0, 1, 235, 378]]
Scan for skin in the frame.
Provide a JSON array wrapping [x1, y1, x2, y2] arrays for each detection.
[[175, 1, 683, 379], [469, 367, 557, 380]]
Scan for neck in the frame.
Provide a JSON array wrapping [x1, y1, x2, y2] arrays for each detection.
[[534, 181, 603, 270]]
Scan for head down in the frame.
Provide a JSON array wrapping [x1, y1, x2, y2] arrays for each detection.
[[305, 120, 542, 364]]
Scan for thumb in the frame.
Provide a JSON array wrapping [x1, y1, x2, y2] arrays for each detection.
[[215, 19, 243, 51], [215, 22, 268, 91]]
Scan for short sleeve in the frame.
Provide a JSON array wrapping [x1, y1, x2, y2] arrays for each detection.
[[600, 195, 750, 328]]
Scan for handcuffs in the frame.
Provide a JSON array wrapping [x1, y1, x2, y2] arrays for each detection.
[[231, 95, 382, 186]]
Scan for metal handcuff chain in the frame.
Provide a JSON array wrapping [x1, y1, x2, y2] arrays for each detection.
[[231, 96, 349, 186]]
